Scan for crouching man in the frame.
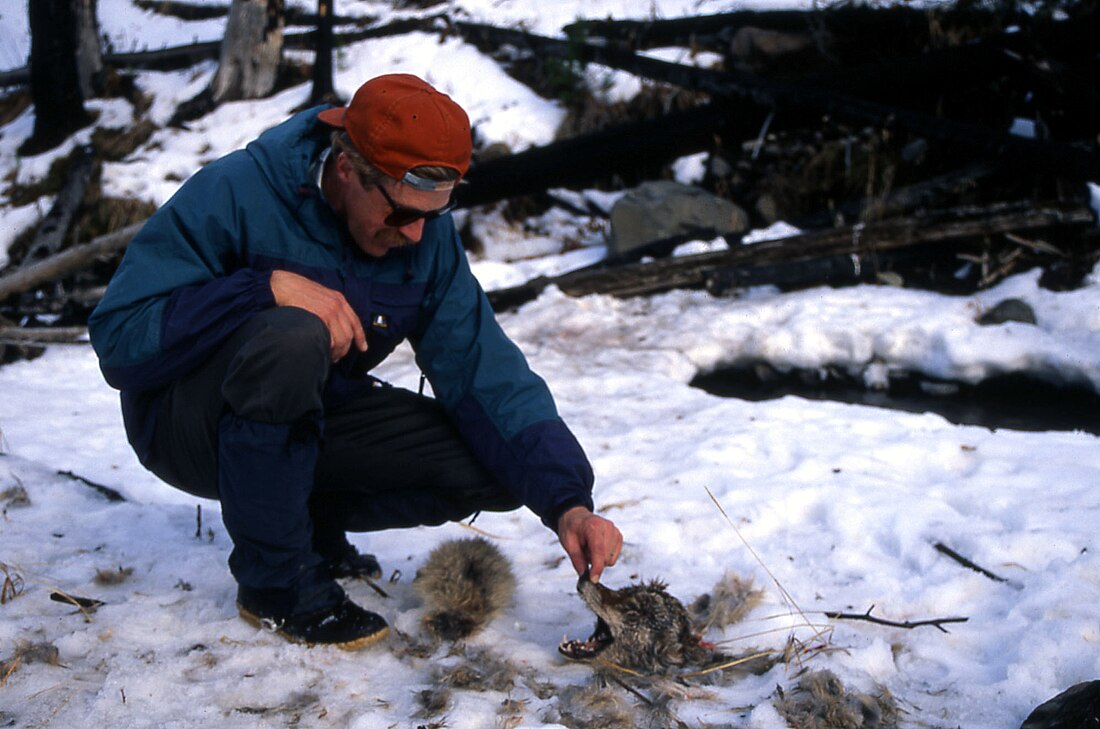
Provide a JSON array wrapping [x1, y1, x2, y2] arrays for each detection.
[[88, 74, 622, 650]]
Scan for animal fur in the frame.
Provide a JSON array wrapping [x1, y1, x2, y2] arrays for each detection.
[[433, 646, 519, 693], [559, 575, 710, 674], [413, 537, 516, 641], [775, 670, 899, 729], [546, 684, 638, 729], [690, 571, 764, 633]]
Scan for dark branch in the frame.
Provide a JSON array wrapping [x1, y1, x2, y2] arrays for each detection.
[[933, 542, 1010, 584], [57, 470, 127, 503], [824, 605, 969, 634]]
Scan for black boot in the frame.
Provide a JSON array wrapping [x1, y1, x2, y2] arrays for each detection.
[[311, 495, 383, 580], [237, 583, 388, 650], [326, 543, 383, 580]]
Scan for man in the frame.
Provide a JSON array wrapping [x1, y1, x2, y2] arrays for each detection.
[[88, 74, 622, 650]]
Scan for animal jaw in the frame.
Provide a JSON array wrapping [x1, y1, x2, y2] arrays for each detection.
[[559, 574, 708, 674], [559, 614, 615, 661]]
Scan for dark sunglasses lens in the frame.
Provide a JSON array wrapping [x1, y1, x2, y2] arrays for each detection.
[[384, 208, 423, 227], [383, 199, 456, 228]]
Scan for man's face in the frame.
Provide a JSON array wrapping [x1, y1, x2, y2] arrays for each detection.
[[334, 152, 453, 258]]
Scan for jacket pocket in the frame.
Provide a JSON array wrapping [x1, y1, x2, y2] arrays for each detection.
[[365, 281, 425, 342]]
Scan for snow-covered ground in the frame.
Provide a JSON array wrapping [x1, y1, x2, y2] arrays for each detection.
[[2, 2, 1099, 728]]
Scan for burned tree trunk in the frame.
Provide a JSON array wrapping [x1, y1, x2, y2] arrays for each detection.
[[213, 0, 285, 101], [0, 223, 142, 304], [171, 0, 285, 125], [458, 99, 765, 209], [487, 201, 1095, 309], [21, 0, 93, 155], [74, 0, 104, 98], [308, 0, 338, 106], [210, 0, 285, 102], [20, 146, 101, 266]]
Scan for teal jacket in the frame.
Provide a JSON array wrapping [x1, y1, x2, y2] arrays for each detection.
[[88, 107, 594, 527]]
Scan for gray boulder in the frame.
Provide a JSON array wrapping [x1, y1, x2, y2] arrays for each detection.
[[978, 298, 1037, 326], [609, 181, 749, 258]]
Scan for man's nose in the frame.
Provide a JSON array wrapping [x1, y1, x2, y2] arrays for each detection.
[[398, 219, 426, 243]]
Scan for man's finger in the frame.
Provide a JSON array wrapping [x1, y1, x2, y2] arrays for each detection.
[[330, 318, 352, 361], [351, 312, 368, 352], [565, 536, 588, 577], [588, 560, 605, 583], [569, 550, 588, 577]]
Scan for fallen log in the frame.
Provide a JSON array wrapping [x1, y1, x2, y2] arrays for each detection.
[[0, 326, 87, 345], [0, 17, 441, 85], [133, 0, 376, 26], [566, 4, 1095, 68], [486, 201, 1095, 308], [457, 99, 764, 209], [0, 222, 142, 303], [283, 16, 444, 51], [453, 21, 1100, 180], [19, 146, 101, 266], [794, 161, 1004, 229], [562, 5, 1003, 56]]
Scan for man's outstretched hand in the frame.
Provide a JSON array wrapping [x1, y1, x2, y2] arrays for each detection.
[[557, 505, 623, 583]]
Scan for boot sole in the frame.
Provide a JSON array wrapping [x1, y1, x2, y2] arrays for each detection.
[[238, 605, 389, 651]]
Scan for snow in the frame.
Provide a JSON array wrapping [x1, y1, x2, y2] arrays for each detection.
[[2, 2, 1100, 728]]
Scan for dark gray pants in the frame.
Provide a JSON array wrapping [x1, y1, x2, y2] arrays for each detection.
[[145, 307, 518, 593]]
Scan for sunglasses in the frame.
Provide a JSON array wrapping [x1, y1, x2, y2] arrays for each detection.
[[374, 183, 457, 228]]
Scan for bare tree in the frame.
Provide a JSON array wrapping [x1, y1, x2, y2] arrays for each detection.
[[21, 0, 95, 155], [74, 0, 104, 97], [210, 0, 286, 103], [171, 0, 285, 125], [309, 0, 338, 106]]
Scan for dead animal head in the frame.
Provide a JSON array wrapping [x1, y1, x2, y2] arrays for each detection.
[[559, 574, 708, 674]]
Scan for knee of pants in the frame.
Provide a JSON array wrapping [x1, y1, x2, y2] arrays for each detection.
[[222, 307, 331, 423]]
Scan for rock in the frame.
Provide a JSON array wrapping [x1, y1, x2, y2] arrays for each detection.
[[728, 26, 821, 74], [474, 141, 512, 163], [609, 181, 749, 259], [1020, 680, 1100, 729], [978, 298, 1037, 326], [754, 193, 780, 225]]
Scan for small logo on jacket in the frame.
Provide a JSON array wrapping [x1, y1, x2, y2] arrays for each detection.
[[371, 313, 390, 330]]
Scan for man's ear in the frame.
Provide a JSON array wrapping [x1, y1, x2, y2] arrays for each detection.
[[333, 151, 354, 183]]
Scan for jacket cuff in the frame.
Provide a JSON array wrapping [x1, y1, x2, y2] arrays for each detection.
[[254, 269, 277, 309], [544, 494, 596, 533]]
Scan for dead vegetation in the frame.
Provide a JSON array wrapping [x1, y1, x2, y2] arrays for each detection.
[[776, 670, 900, 729], [0, 639, 63, 688], [1, 563, 25, 605], [94, 565, 135, 586]]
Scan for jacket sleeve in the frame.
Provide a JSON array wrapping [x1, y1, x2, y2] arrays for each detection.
[[410, 222, 595, 530], [88, 163, 276, 392]]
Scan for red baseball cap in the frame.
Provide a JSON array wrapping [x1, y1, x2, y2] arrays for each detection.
[[318, 74, 472, 191]]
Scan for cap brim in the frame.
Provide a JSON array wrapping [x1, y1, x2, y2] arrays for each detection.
[[317, 106, 347, 128]]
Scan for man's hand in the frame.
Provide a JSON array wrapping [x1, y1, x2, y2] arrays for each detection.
[[270, 270, 367, 361], [557, 505, 623, 584]]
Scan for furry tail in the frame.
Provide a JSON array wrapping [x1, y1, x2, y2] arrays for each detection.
[[413, 537, 516, 641]]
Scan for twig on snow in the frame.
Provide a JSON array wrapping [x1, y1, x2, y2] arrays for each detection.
[[823, 604, 968, 633], [933, 541, 1010, 583]]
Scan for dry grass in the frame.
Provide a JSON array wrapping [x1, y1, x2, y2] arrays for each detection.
[[0, 639, 62, 688], [94, 565, 134, 586], [1, 562, 25, 605]]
